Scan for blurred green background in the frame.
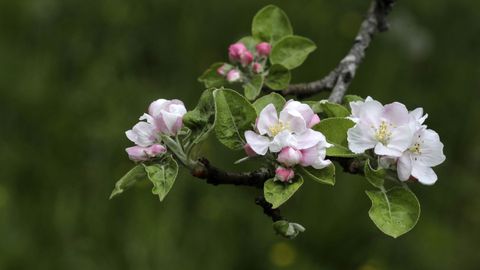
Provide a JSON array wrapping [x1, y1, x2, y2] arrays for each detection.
[[1, 0, 479, 269]]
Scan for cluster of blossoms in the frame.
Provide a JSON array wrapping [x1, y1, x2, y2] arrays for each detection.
[[217, 41, 272, 83], [244, 101, 332, 182], [125, 99, 187, 161], [347, 97, 446, 185]]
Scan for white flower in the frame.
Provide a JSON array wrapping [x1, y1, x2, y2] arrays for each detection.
[[299, 141, 332, 169], [397, 127, 446, 185], [126, 121, 157, 147], [148, 99, 187, 136], [347, 97, 413, 157], [244, 102, 325, 155]]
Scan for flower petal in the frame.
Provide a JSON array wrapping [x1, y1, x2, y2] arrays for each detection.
[[417, 129, 446, 167], [257, 104, 279, 136], [397, 153, 412, 181], [382, 102, 410, 126], [295, 129, 325, 150], [412, 164, 438, 185], [386, 124, 414, 154], [350, 97, 383, 126], [279, 108, 307, 134], [269, 130, 296, 153], [347, 124, 377, 154], [244, 131, 270, 155], [374, 143, 403, 157]]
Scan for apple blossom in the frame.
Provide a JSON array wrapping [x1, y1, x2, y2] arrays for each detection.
[[256, 42, 272, 57], [226, 69, 242, 82], [275, 167, 295, 182], [148, 99, 187, 136], [347, 97, 413, 157], [277, 147, 302, 167], [216, 63, 233, 76], [125, 144, 167, 162], [252, 62, 263, 74], [126, 121, 157, 147], [228, 42, 248, 62], [299, 141, 333, 169], [397, 127, 445, 185], [244, 103, 327, 155]]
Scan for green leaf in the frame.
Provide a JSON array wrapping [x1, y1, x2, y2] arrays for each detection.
[[264, 176, 303, 209], [144, 156, 179, 201], [364, 159, 386, 188], [110, 165, 148, 199], [238, 36, 261, 52], [273, 220, 306, 239], [366, 187, 421, 238], [198, 62, 227, 88], [270, 35, 317, 70], [299, 163, 335, 186], [343, 95, 364, 105], [314, 117, 358, 157], [213, 89, 257, 150], [243, 74, 264, 101], [252, 92, 286, 113], [265, 64, 291, 90], [251, 5, 293, 43], [319, 101, 351, 118], [183, 89, 215, 145], [302, 101, 322, 113]]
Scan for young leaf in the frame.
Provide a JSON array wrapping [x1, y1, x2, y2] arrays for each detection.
[[144, 156, 179, 201], [265, 64, 291, 90], [244, 74, 264, 101], [183, 89, 215, 145], [273, 220, 306, 239], [319, 101, 351, 118], [299, 164, 335, 186], [238, 36, 261, 52], [270, 35, 317, 70], [213, 89, 257, 150], [198, 62, 227, 88], [252, 92, 286, 113], [343, 95, 364, 105], [366, 187, 421, 238], [110, 165, 148, 199], [314, 117, 358, 157], [252, 5, 293, 43], [264, 176, 304, 209], [364, 159, 386, 189]]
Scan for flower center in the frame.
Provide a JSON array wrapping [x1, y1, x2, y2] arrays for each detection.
[[409, 143, 422, 154], [375, 121, 392, 145], [269, 122, 288, 136]]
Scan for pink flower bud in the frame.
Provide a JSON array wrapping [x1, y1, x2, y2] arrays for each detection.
[[146, 144, 167, 157], [308, 114, 321, 128], [226, 69, 241, 82], [243, 143, 257, 157], [126, 144, 167, 162], [126, 146, 149, 162], [216, 63, 232, 76], [277, 147, 302, 167], [228, 43, 248, 62], [275, 167, 295, 182], [252, 62, 263, 74], [240, 51, 254, 67], [256, 42, 272, 57], [148, 99, 187, 136]]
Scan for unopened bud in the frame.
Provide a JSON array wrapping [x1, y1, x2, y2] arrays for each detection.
[[256, 42, 272, 57]]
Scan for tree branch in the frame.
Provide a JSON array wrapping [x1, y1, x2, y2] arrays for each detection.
[[191, 158, 274, 188], [255, 196, 283, 222], [282, 0, 395, 102]]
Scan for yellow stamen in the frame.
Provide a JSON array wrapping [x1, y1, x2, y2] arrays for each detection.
[[269, 122, 288, 136], [375, 121, 392, 144]]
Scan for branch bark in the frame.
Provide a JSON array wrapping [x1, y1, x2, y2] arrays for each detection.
[[282, 0, 395, 103], [191, 158, 274, 188]]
